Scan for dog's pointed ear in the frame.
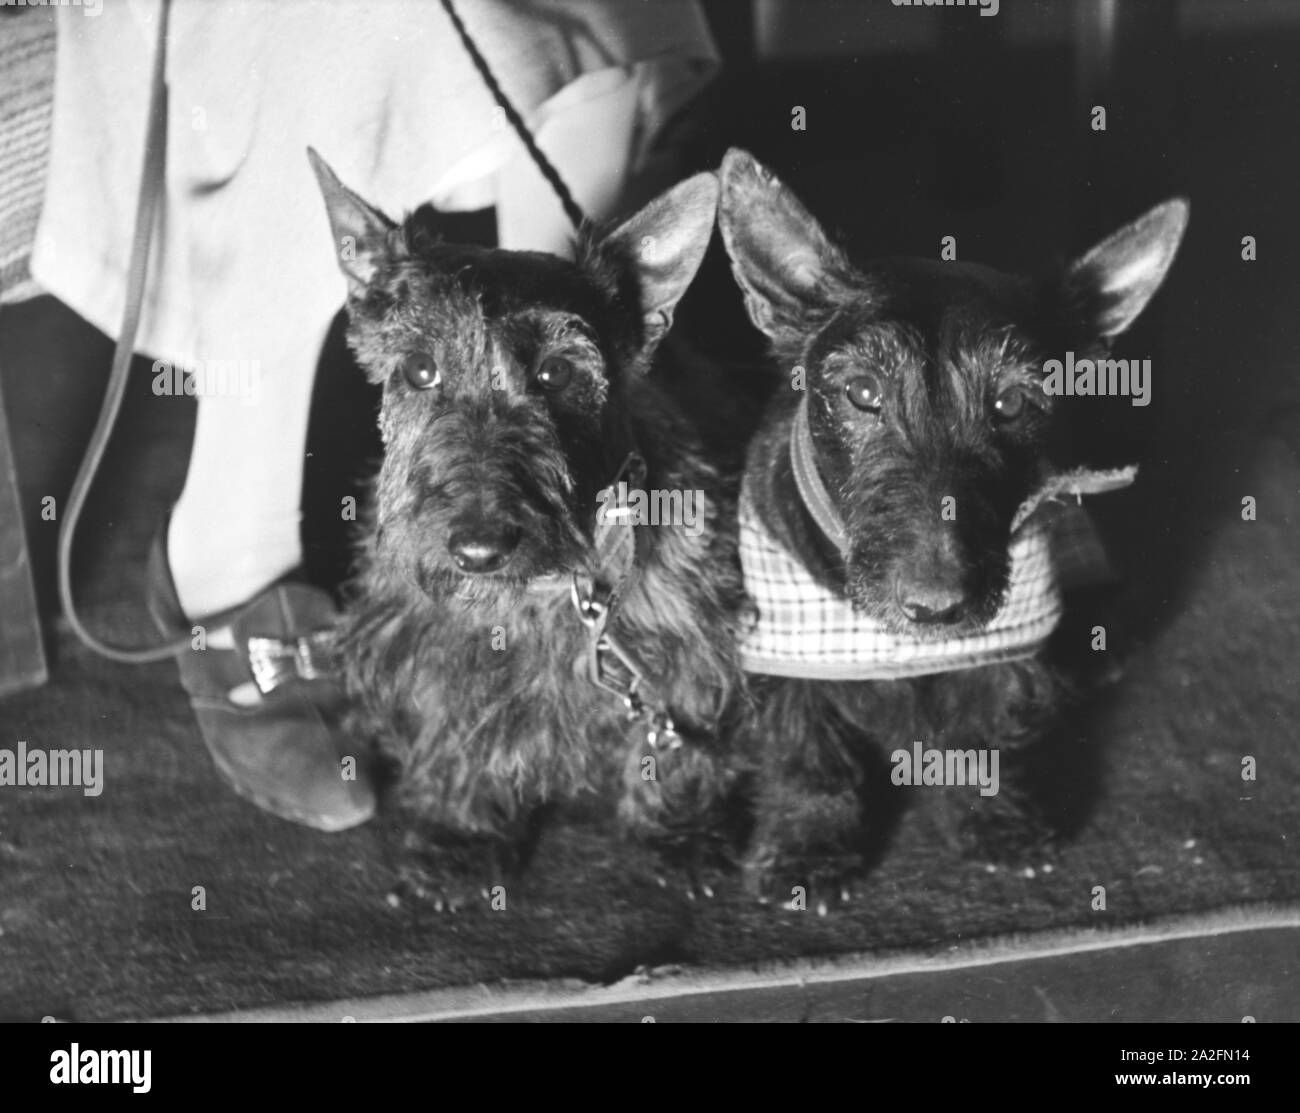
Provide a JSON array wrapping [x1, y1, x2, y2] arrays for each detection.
[[308, 147, 400, 298], [718, 148, 859, 345], [1065, 198, 1189, 338], [598, 171, 718, 352]]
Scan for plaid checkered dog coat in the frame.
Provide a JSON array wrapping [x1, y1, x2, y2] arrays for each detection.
[[739, 401, 1137, 680]]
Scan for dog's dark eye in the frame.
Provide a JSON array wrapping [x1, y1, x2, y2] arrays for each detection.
[[994, 387, 1026, 421], [402, 353, 440, 391], [845, 374, 883, 413], [535, 356, 573, 392]]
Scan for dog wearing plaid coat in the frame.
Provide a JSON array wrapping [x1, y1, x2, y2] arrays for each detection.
[[719, 150, 1188, 905]]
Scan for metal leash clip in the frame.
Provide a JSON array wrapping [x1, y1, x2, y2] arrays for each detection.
[[570, 573, 683, 751], [643, 709, 682, 752]]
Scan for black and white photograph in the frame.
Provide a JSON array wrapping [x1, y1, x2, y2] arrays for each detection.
[[0, 0, 1296, 1048]]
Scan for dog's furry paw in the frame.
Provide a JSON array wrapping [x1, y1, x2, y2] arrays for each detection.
[[958, 797, 1058, 866], [385, 828, 511, 913], [656, 843, 736, 901], [744, 864, 870, 916], [741, 786, 875, 912], [741, 841, 871, 915], [621, 746, 751, 902]]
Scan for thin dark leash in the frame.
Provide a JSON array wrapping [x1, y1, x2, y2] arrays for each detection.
[[438, 0, 587, 233]]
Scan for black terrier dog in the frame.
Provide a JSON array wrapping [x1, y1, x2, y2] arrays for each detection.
[[309, 151, 749, 904], [718, 149, 1187, 906]]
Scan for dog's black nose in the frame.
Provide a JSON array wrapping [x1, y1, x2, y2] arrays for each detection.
[[898, 584, 967, 625], [448, 527, 520, 574]]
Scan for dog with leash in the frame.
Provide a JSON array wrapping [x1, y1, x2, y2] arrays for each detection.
[[310, 152, 751, 905], [718, 149, 1188, 907]]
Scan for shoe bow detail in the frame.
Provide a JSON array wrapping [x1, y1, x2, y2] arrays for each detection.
[[246, 630, 337, 696]]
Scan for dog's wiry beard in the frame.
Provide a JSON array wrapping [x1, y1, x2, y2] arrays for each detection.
[[830, 440, 1025, 636], [371, 399, 602, 615]]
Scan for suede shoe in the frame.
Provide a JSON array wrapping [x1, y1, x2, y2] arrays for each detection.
[[145, 526, 376, 831]]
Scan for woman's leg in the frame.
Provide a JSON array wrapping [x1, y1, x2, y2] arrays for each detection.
[[166, 336, 322, 629]]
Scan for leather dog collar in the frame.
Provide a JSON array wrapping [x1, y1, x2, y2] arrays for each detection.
[[789, 399, 851, 555]]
